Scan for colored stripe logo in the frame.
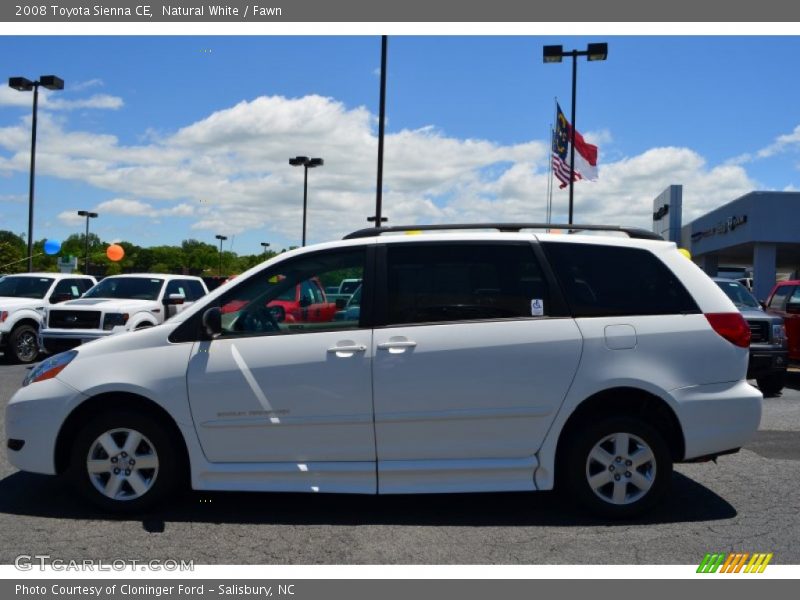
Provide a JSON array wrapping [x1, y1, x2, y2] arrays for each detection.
[[697, 552, 773, 573]]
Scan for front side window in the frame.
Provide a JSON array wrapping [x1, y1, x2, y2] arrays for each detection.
[[84, 277, 164, 301], [385, 243, 549, 326], [768, 285, 794, 310], [0, 276, 54, 299], [542, 242, 699, 317], [51, 279, 84, 301], [216, 248, 365, 336]]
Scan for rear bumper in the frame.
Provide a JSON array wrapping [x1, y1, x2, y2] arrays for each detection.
[[674, 380, 762, 461]]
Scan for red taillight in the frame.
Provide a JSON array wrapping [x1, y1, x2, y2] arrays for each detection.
[[705, 313, 751, 348]]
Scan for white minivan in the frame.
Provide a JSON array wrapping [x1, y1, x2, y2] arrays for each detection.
[[5, 224, 762, 518]]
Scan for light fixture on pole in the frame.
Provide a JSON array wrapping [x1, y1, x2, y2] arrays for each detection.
[[77, 210, 98, 275], [215, 234, 227, 276], [9, 75, 65, 272], [543, 43, 607, 224], [289, 156, 324, 247], [260, 242, 270, 258]]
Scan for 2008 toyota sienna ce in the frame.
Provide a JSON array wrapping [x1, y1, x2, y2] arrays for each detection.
[[5, 223, 762, 518]]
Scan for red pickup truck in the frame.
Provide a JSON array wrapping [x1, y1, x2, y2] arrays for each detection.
[[765, 280, 800, 362], [221, 277, 337, 324]]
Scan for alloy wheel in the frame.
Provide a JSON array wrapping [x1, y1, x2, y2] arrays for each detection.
[[85, 428, 159, 501]]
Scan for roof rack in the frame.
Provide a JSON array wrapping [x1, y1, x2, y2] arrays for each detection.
[[343, 223, 663, 241]]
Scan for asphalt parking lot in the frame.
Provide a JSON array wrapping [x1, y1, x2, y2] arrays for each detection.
[[0, 357, 798, 565]]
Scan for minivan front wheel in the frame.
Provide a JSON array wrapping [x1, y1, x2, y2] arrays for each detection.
[[67, 411, 181, 513], [565, 417, 672, 519]]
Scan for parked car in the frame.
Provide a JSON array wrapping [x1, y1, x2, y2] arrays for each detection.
[[6, 223, 762, 518], [713, 278, 787, 395], [38, 274, 207, 355], [220, 277, 337, 324], [337, 278, 362, 295], [0, 273, 96, 363], [765, 279, 800, 363]]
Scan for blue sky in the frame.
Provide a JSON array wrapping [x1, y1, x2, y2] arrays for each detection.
[[1, 35, 800, 256]]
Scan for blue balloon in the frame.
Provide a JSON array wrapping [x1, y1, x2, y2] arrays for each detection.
[[44, 239, 61, 255]]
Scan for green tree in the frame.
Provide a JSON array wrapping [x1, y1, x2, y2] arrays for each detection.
[[0, 231, 26, 274]]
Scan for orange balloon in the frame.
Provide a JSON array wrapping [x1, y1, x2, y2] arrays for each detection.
[[106, 244, 125, 262]]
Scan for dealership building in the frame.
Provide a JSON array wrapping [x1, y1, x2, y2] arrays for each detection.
[[651, 186, 800, 301]]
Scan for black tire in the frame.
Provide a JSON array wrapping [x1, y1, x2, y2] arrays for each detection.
[[756, 373, 785, 397], [563, 416, 672, 519], [8, 324, 40, 364], [66, 410, 183, 514]]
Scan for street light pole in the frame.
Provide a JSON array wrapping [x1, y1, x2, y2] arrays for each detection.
[[568, 50, 578, 225], [289, 156, 323, 246], [375, 35, 388, 225], [77, 210, 98, 275], [215, 234, 227, 276], [9, 75, 65, 271], [260, 242, 270, 259], [543, 44, 607, 225]]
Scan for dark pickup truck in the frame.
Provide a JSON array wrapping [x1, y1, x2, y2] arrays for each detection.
[[714, 277, 788, 396]]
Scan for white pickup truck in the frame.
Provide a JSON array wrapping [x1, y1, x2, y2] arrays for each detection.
[[0, 273, 97, 363], [39, 274, 207, 355]]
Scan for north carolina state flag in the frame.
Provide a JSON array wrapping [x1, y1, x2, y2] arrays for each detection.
[[551, 103, 599, 188], [567, 124, 599, 182]]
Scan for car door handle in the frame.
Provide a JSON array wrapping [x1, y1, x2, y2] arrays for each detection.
[[377, 340, 417, 350], [327, 344, 367, 353]]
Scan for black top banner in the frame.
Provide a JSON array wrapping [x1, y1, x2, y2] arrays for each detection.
[[2, 0, 800, 22]]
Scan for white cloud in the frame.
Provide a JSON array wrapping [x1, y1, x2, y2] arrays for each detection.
[[48, 94, 124, 111], [0, 94, 764, 244], [727, 124, 800, 165], [0, 87, 122, 111]]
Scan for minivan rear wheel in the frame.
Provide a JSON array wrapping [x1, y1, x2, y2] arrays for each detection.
[[67, 411, 181, 513], [564, 416, 672, 519]]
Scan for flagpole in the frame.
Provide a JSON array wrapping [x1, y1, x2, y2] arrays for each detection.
[[548, 96, 558, 226], [546, 123, 553, 226]]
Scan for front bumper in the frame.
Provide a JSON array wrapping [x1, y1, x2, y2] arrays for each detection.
[[38, 328, 113, 354], [674, 379, 762, 461], [747, 347, 789, 379], [5, 377, 87, 475]]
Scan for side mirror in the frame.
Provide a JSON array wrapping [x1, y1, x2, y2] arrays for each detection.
[[759, 300, 767, 310], [298, 296, 312, 308], [202, 307, 222, 338], [335, 298, 347, 309], [166, 293, 186, 305]]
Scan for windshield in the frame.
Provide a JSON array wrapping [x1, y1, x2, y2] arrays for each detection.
[[0, 276, 54, 299], [715, 280, 760, 309], [83, 277, 164, 301]]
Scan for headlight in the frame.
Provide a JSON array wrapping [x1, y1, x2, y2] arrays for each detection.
[[102, 312, 129, 330], [773, 323, 787, 346], [23, 350, 78, 387]]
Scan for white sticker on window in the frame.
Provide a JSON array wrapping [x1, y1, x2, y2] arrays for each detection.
[[71, 286, 80, 296], [530, 299, 544, 316]]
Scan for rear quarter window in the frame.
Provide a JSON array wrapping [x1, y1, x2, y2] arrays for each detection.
[[542, 242, 699, 317]]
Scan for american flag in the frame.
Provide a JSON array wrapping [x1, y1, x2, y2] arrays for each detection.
[[552, 103, 577, 189]]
